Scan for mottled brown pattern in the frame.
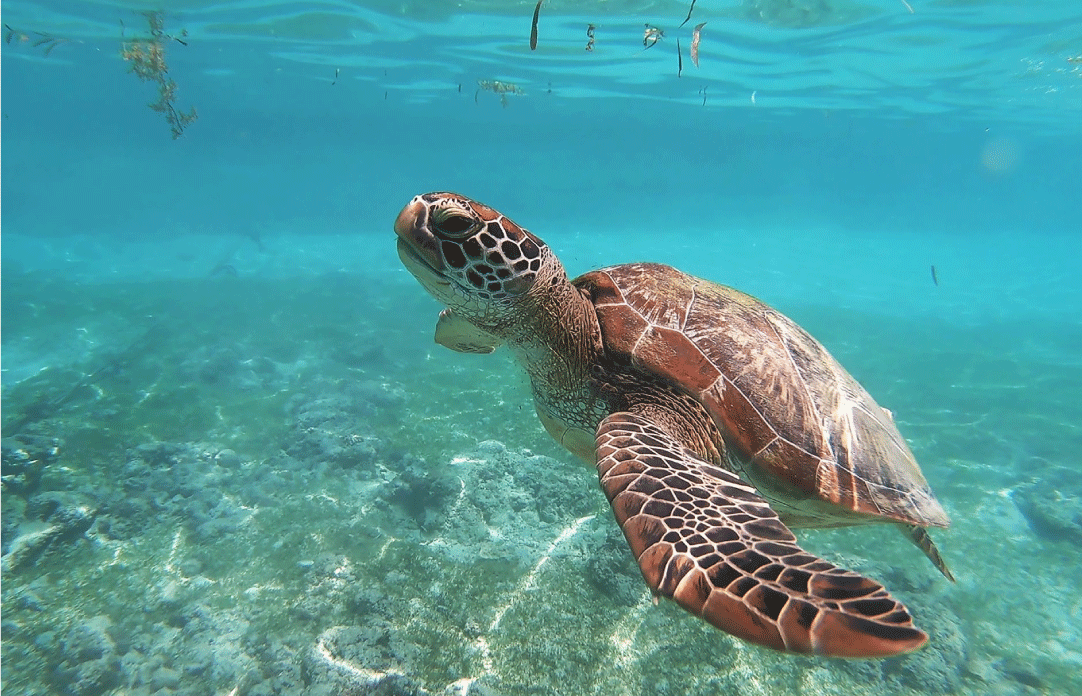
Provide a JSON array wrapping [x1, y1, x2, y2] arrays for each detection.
[[597, 411, 928, 657]]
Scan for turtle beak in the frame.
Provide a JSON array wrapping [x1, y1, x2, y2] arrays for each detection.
[[394, 196, 445, 272], [395, 196, 451, 290]]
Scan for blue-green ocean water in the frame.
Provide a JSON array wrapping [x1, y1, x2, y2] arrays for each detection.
[[2, 2, 1081, 695]]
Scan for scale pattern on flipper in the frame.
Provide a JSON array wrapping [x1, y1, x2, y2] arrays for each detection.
[[596, 411, 928, 658]]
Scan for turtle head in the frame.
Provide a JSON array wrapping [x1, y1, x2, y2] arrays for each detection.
[[394, 192, 563, 326]]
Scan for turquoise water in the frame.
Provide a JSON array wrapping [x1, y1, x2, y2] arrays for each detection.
[[2, 1, 1081, 694]]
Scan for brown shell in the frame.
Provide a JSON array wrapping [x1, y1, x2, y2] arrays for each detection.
[[575, 262, 948, 529]]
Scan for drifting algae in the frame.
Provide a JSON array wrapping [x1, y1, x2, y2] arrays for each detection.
[[120, 11, 197, 139]]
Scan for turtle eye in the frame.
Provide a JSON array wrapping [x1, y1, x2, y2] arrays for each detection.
[[433, 214, 476, 238]]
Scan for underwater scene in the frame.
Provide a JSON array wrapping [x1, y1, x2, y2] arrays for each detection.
[[2, 1, 1081, 694]]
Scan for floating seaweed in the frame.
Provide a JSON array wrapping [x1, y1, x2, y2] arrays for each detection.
[[530, 0, 542, 50], [680, 0, 699, 28], [477, 80, 524, 95], [120, 11, 197, 139], [477, 79, 525, 108], [690, 22, 706, 67]]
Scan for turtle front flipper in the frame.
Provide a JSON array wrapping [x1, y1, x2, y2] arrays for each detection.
[[596, 411, 928, 658], [434, 309, 504, 354]]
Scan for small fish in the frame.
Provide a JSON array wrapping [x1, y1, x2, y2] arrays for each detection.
[[690, 22, 706, 67], [32, 32, 67, 55], [331, 67, 339, 85], [680, 0, 699, 28], [700, 85, 707, 106], [643, 24, 663, 49], [530, 0, 542, 50], [585, 23, 595, 52], [210, 263, 238, 278], [677, 38, 683, 77], [930, 265, 939, 286]]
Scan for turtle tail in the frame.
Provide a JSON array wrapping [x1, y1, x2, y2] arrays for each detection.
[[900, 524, 955, 582]]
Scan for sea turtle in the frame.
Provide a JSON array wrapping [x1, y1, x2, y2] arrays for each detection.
[[394, 192, 952, 658]]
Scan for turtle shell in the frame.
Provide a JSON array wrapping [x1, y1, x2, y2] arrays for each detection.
[[574, 262, 949, 529]]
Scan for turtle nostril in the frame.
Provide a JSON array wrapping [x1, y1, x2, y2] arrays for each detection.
[[394, 198, 427, 240]]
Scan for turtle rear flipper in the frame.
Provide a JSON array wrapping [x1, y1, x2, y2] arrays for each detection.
[[596, 411, 928, 658]]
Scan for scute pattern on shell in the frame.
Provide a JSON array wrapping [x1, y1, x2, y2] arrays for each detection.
[[576, 263, 948, 529]]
